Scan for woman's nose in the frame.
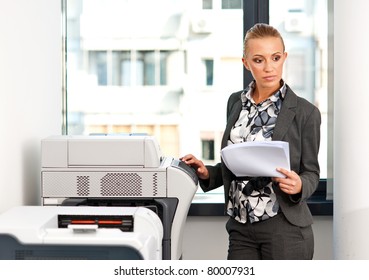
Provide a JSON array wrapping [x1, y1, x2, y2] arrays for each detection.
[[264, 60, 273, 71]]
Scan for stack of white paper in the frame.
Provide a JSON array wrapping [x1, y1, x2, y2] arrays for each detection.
[[220, 141, 290, 178]]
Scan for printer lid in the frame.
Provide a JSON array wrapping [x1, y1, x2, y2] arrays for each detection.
[[42, 134, 163, 168]]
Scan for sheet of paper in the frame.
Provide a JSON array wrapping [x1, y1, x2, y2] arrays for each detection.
[[220, 141, 290, 178]]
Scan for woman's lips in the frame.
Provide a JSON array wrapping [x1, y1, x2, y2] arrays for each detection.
[[263, 75, 277, 81]]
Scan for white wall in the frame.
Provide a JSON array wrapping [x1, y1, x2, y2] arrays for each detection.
[[0, 0, 61, 213], [333, 0, 369, 259]]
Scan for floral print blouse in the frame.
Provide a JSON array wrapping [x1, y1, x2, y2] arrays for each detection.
[[227, 80, 286, 223]]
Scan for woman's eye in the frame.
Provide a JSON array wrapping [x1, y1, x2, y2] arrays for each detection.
[[253, 58, 263, 63], [273, 56, 281, 61]]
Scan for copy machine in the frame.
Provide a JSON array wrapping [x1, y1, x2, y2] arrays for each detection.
[[39, 134, 198, 260]]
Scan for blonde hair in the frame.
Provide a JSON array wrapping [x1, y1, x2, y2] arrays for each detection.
[[243, 23, 285, 57]]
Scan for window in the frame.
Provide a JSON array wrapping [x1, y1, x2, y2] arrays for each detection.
[[112, 51, 131, 86], [63, 0, 332, 205], [64, 0, 243, 160], [202, 139, 215, 161], [202, 0, 212, 9], [269, 0, 329, 180], [204, 59, 214, 86], [79, 50, 169, 87], [222, 0, 242, 9], [89, 51, 107, 86]]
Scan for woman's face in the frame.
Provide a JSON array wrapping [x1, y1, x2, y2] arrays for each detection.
[[242, 36, 287, 93]]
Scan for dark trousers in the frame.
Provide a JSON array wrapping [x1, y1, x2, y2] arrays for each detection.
[[226, 213, 314, 260]]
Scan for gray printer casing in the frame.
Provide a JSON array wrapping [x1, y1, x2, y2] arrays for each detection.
[[41, 135, 198, 260]]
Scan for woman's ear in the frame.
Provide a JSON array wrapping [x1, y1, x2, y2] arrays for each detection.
[[242, 57, 250, 70]]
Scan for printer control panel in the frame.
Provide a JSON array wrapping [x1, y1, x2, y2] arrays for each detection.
[[171, 159, 198, 185]]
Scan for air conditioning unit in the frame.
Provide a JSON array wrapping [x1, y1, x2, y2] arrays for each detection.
[[191, 15, 214, 34], [284, 12, 308, 33]]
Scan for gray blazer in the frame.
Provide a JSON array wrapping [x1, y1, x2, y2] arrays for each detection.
[[199, 85, 321, 227]]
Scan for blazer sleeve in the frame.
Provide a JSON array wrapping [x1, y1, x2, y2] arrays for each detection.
[[278, 95, 321, 205], [296, 105, 321, 202], [198, 163, 223, 193]]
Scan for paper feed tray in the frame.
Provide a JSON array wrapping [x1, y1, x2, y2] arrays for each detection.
[[0, 206, 163, 260]]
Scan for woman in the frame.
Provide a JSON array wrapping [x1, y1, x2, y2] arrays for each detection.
[[180, 23, 321, 260]]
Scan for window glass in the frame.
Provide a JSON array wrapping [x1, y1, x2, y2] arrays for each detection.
[[204, 59, 214, 86], [112, 51, 131, 86], [202, 139, 215, 161], [269, 0, 328, 178], [88, 51, 107, 86], [222, 0, 242, 9], [65, 0, 243, 161], [202, 0, 212, 9], [64, 0, 330, 203]]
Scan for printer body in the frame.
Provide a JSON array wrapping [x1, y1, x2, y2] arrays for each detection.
[[40, 135, 198, 260]]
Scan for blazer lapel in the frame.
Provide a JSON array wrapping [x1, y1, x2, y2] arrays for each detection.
[[221, 100, 242, 148], [273, 87, 297, 141], [221, 86, 297, 144]]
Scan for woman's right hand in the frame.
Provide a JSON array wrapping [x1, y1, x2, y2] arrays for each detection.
[[180, 154, 209, 180]]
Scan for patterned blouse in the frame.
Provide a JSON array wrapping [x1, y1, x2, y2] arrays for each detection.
[[227, 80, 287, 223]]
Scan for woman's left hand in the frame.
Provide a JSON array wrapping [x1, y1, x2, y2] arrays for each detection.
[[272, 168, 302, 195]]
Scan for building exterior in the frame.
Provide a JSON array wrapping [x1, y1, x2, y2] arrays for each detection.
[[65, 0, 327, 179]]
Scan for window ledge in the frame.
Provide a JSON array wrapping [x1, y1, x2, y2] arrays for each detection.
[[188, 180, 333, 216]]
